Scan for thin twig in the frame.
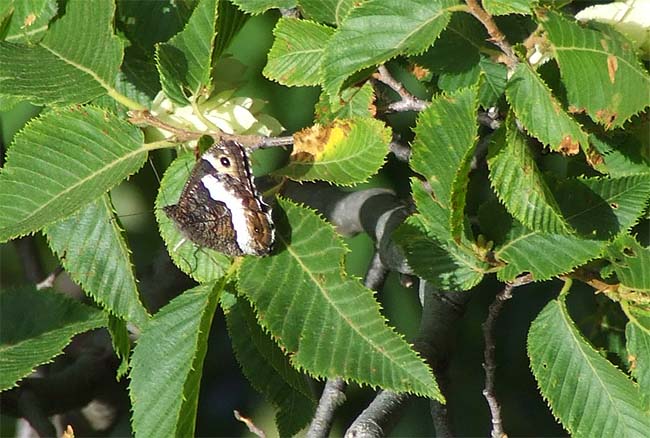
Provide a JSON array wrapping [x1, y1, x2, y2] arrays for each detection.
[[481, 274, 533, 438], [36, 265, 64, 290], [234, 410, 266, 438], [374, 66, 429, 112], [389, 141, 411, 162], [465, 0, 518, 69], [307, 378, 348, 438]]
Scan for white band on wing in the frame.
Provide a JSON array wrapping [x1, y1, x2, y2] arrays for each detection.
[[200, 174, 255, 254]]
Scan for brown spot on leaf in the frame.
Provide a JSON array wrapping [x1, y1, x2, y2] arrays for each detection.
[[628, 354, 637, 371], [595, 109, 617, 129], [607, 55, 618, 84], [558, 135, 580, 155], [584, 147, 605, 168], [568, 105, 586, 114], [600, 38, 609, 52], [410, 64, 430, 80], [23, 13, 36, 27], [291, 120, 352, 162], [610, 202, 619, 209]]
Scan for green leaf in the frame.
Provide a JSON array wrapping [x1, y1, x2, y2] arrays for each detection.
[[2, 0, 56, 43], [108, 314, 131, 380], [157, 0, 219, 104], [322, 0, 456, 100], [411, 86, 479, 241], [555, 175, 650, 240], [528, 298, 650, 438], [263, 18, 334, 87], [276, 118, 390, 185], [228, 0, 296, 15], [130, 281, 222, 438], [482, 0, 532, 15], [494, 174, 650, 281], [92, 71, 153, 114], [0, 286, 107, 391], [0, 1, 123, 106], [487, 115, 572, 235], [626, 312, 650, 408], [478, 57, 507, 107], [239, 198, 441, 399], [45, 194, 149, 327], [0, 106, 147, 242], [589, 134, 650, 178], [506, 62, 589, 154], [299, 0, 357, 26], [225, 293, 316, 436], [396, 218, 488, 290], [315, 83, 375, 123], [541, 10, 650, 129], [495, 225, 604, 281], [155, 151, 231, 283], [605, 235, 650, 292]]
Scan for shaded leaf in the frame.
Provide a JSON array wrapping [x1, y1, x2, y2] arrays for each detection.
[[487, 115, 572, 235], [626, 310, 650, 408], [45, 194, 149, 327], [0, 287, 107, 391], [396, 218, 487, 290], [155, 152, 231, 283], [605, 235, 650, 292], [0, 106, 146, 242], [322, 0, 456, 100], [0, 1, 123, 105], [107, 315, 131, 380], [239, 198, 441, 399], [411, 86, 479, 241], [264, 18, 334, 87], [315, 83, 375, 123], [528, 297, 650, 437], [225, 293, 315, 436], [130, 281, 222, 438], [589, 134, 650, 177], [157, 0, 219, 104], [541, 10, 650, 129]]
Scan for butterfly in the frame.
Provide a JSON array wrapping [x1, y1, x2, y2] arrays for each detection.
[[163, 139, 275, 256]]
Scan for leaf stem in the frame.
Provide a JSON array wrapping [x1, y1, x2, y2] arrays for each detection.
[[107, 89, 147, 111]]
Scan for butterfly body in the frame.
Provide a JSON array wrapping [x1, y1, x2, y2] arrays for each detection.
[[163, 140, 274, 256]]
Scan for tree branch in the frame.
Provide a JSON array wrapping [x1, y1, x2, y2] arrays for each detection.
[[374, 65, 429, 112], [464, 0, 518, 69], [481, 274, 533, 438], [308, 378, 348, 437]]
